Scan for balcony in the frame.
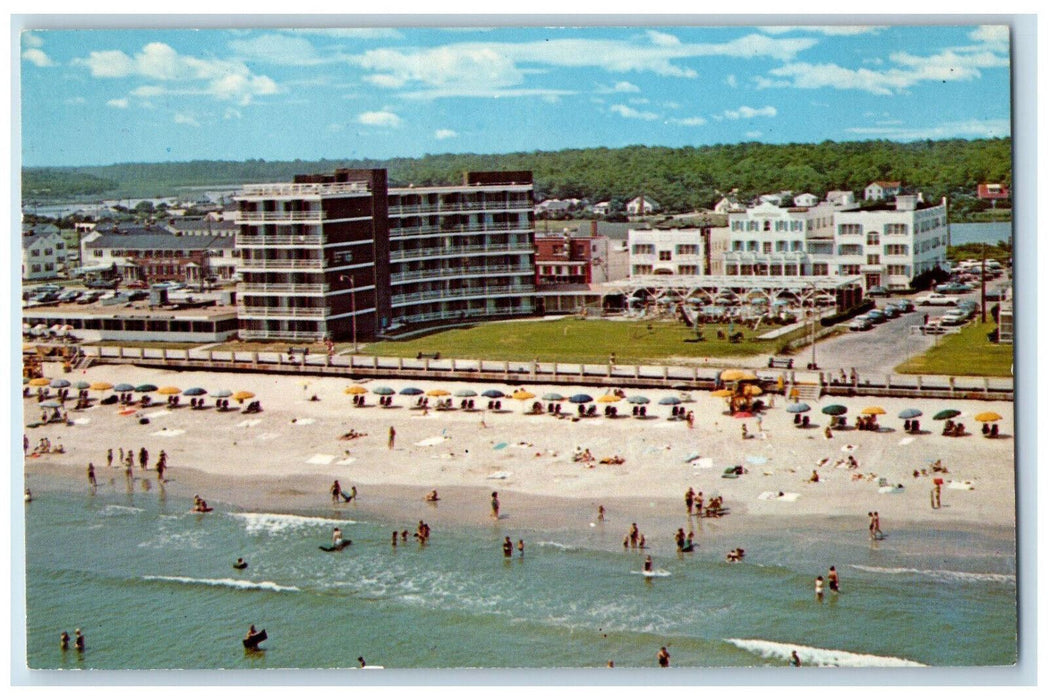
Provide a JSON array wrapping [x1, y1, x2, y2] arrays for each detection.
[[240, 328, 326, 341], [387, 199, 532, 216], [391, 284, 535, 306], [390, 221, 531, 238], [237, 305, 330, 319], [236, 210, 325, 223], [238, 282, 329, 294], [239, 181, 371, 198], [237, 258, 326, 271], [237, 234, 324, 246], [390, 243, 533, 262], [396, 304, 535, 325], [392, 264, 531, 283]]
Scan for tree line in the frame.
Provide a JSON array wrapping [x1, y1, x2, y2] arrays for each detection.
[[23, 138, 1011, 214]]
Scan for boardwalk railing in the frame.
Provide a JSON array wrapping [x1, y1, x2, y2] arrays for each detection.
[[79, 346, 1014, 401]]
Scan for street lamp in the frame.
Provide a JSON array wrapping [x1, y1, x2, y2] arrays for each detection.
[[338, 274, 358, 353], [806, 282, 818, 370]]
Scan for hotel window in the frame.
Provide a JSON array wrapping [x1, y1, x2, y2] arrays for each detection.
[[812, 263, 829, 275], [726, 264, 738, 275], [763, 221, 772, 231], [675, 244, 698, 256], [631, 244, 655, 255], [867, 254, 880, 265], [839, 224, 862, 236], [632, 265, 653, 275], [732, 241, 744, 251], [885, 244, 908, 256], [678, 265, 698, 275], [763, 242, 772, 253], [887, 265, 910, 276], [866, 233, 880, 245], [659, 251, 673, 261], [841, 264, 861, 275]]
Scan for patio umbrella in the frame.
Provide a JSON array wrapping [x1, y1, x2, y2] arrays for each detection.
[[211, 389, 233, 398], [743, 385, 763, 396], [821, 404, 848, 416], [482, 389, 505, 399], [233, 391, 256, 403], [49, 378, 71, 389], [933, 409, 961, 421], [512, 389, 536, 400], [898, 408, 923, 419], [344, 385, 368, 395], [184, 387, 207, 396], [28, 378, 52, 387], [626, 395, 649, 404], [89, 381, 113, 391], [40, 400, 62, 408], [427, 388, 451, 397], [710, 388, 733, 398], [658, 396, 682, 406], [74, 380, 92, 390], [720, 369, 757, 382], [974, 411, 1003, 422], [785, 402, 811, 413], [569, 393, 593, 404], [372, 386, 396, 396], [135, 384, 158, 393], [113, 383, 136, 392], [455, 389, 478, 398], [400, 387, 424, 396], [860, 406, 886, 415], [157, 386, 182, 395], [597, 394, 621, 403]]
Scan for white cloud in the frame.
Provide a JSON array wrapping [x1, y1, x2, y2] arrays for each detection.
[[671, 116, 707, 127], [223, 107, 242, 120], [725, 74, 737, 88], [74, 42, 280, 106], [64, 97, 86, 105], [721, 105, 778, 119], [131, 85, 165, 97], [229, 34, 323, 66], [646, 30, 681, 47], [628, 97, 650, 105], [174, 112, 201, 127], [610, 104, 658, 120], [22, 32, 44, 48], [106, 98, 129, 108], [969, 25, 1009, 47], [22, 48, 55, 67], [357, 110, 402, 127], [595, 80, 640, 93], [760, 26, 886, 36], [434, 129, 458, 140], [845, 118, 1010, 140], [292, 28, 404, 40]]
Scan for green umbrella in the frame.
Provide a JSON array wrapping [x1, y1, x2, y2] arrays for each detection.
[[455, 389, 478, 398], [74, 380, 92, 390], [933, 409, 961, 421], [113, 383, 136, 392], [626, 395, 650, 404], [821, 404, 848, 416], [542, 392, 566, 401], [372, 386, 396, 396], [135, 384, 158, 393]]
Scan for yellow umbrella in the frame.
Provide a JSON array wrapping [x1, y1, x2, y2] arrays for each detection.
[[710, 388, 733, 397], [157, 386, 182, 395], [596, 393, 621, 403], [89, 381, 114, 391], [974, 411, 1003, 422], [28, 377, 52, 387], [861, 406, 886, 415], [743, 385, 763, 396], [721, 369, 757, 382], [511, 389, 536, 400], [344, 385, 368, 395], [427, 388, 451, 397], [233, 390, 255, 402]]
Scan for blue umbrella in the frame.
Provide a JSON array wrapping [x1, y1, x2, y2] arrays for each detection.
[[400, 387, 424, 396], [658, 396, 682, 406], [786, 402, 811, 413], [542, 392, 566, 401], [113, 383, 136, 392], [898, 408, 923, 419], [569, 394, 593, 404], [40, 400, 62, 408], [455, 389, 478, 398], [184, 387, 207, 396], [482, 389, 505, 399], [74, 380, 92, 390], [212, 389, 233, 398], [372, 386, 396, 396], [626, 395, 650, 404], [49, 378, 71, 388]]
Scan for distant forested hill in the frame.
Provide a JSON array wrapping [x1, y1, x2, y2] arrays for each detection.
[[22, 138, 1012, 213]]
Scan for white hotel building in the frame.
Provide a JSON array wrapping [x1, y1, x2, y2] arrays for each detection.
[[628, 193, 948, 291]]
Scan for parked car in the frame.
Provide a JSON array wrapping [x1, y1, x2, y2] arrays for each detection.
[[849, 316, 873, 331], [880, 304, 901, 318], [916, 292, 959, 306], [866, 285, 890, 297], [85, 278, 119, 289], [29, 291, 60, 304], [77, 291, 103, 304], [940, 310, 970, 326], [865, 309, 888, 324], [57, 290, 82, 303], [892, 298, 916, 313], [936, 282, 972, 294], [126, 280, 149, 289], [985, 287, 1009, 301]]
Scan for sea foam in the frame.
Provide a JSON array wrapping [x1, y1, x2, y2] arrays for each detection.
[[725, 638, 925, 667], [850, 565, 1015, 584], [142, 575, 300, 593], [231, 512, 356, 536]]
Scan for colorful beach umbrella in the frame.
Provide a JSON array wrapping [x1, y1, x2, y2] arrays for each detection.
[[974, 411, 1003, 422], [596, 394, 621, 403], [512, 389, 536, 400], [233, 391, 256, 402], [569, 393, 593, 404], [427, 388, 451, 397], [720, 369, 757, 382], [135, 384, 158, 393], [89, 381, 113, 391], [372, 386, 396, 396], [898, 408, 923, 419], [28, 378, 52, 387], [710, 388, 733, 398], [786, 402, 811, 413], [113, 383, 136, 392], [658, 396, 682, 406], [542, 392, 565, 402], [743, 385, 763, 396], [344, 385, 368, 395], [821, 404, 848, 416], [157, 386, 182, 395], [933, 409, 961, 421], [211, 389, 233, 398], [183, 387, 207, 396], [626, 395, 649, 404], [40, 400, 62, 408], [860, 406, 886, 415], [400, 387, 424, 396], [49, 378, 71, 388], [482, 389, 505, 399], [74, 380, 92, 390]]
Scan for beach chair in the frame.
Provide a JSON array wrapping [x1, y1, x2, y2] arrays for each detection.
[[802, 415, 810, 428], [587, 405, 597, 416], [990, 423, 999, 438]]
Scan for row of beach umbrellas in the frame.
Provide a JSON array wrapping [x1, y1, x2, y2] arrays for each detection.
[[27, 377, 256, 403], [341, 384, 681, 406], [784, 401, 1003, 422]]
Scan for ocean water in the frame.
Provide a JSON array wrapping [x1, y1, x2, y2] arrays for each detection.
[[949, 222, 1012, 247], [24, 487, 1016, 671]]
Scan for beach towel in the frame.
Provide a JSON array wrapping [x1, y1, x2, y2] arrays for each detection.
[[486, 471, 512, 480], [151, 429, 186, 437], [947, 480, 975, 490], [898, 437, 916, 446], [336, 457, 357, 466], [305, 454, 336, 465], [143, 409, 171, 419], [291, 418, 315, 426], [878, 485, 905, 494], [416, 436, 447, 447], [691, 457, 714, 470]]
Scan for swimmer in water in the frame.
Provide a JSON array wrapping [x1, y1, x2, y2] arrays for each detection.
[[815, 575, 825, 601], [643, 555, 653, 573], [828, 566, 840, 593], [502, 536, 513, 558], [234, 557, 248, 570], [790, 650, 801, 667]]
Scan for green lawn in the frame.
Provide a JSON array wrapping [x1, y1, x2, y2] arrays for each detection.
[[363, 318, 807, 365], [894, 320, 1013, 376]]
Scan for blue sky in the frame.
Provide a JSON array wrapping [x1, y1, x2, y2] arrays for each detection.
[[19, 23, 1012, 167]]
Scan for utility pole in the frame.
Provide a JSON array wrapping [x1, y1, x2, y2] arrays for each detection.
[[339, 275, 358, 352], [980, 242, 987, 324]]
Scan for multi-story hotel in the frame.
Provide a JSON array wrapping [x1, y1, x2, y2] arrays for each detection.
[[235, 169, 535, 343]]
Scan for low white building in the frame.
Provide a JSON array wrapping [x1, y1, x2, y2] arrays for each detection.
[[627, 228, 706, 276], [626, 196, 659, 215], [864, 181, 902, 201], [723, 201, 837, 277], [22, 229, 67, 280], [793, 193, 819, 207]]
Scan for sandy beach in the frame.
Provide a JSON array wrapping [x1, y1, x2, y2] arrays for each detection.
[[23, 360, 1016, 542]]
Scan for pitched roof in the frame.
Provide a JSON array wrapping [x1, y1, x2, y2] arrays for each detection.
[[84, 228, 234, 250]]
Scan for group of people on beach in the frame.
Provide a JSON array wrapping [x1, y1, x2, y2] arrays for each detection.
[[814, 566, 841, 600], [330, 480, 357, 503], [58, 628, 85, 653]]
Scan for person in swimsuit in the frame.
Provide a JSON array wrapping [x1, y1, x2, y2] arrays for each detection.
[[628, 523, 639, 548], [60, 631, 70, 651], [644, 555, 653, 573], [790, 650, 801, 667], [815, 575, 825, 600], [331, 480, 342, 503], [657, 646, 670, 667], [333, 528, 343, 546], [828, 566, 840, 593], [74, 629, 85, 652], [490, 491, 500, 519], [502, 536, 513, 557], [598, 505, 606, 522], [517, 539, 525, 557], [87, 463, 97, 491]]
